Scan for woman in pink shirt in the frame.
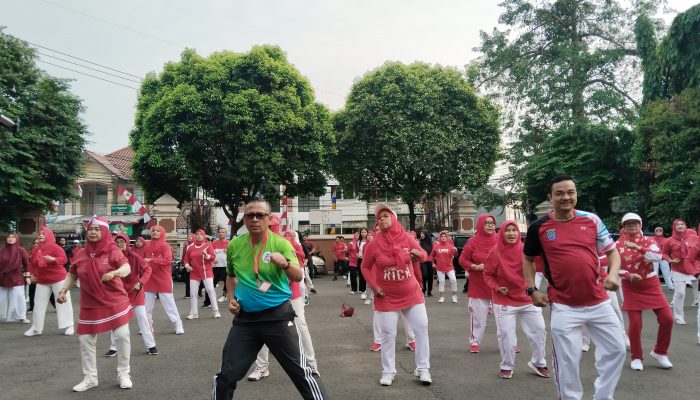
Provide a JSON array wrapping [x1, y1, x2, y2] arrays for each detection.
[[183, 229, 220, 320], [484, 220, 548, 379], [662, 219, 700, 324], [143, 225, 184, 335], [430, 231, 458, 303], [361, 203, 429, 386], [24, 226, 74, 337], [459, 214, 498, 353]]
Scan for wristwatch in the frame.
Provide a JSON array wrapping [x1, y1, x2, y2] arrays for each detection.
[[525, 287, 539, 296]]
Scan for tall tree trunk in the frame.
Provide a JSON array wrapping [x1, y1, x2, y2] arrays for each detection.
[[407, 200, 416, 232]]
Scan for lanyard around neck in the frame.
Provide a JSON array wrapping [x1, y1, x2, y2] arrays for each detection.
[[249, 233, 269, 280]]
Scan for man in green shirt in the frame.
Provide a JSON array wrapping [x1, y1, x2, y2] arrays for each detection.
[[212, 198, 327, 400]]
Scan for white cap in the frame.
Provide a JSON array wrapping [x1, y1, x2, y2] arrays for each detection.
[[621, 212, 642, 225], [373, 202, 396, 218]]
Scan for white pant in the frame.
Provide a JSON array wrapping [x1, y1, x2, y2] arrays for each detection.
[[189, 278, 219, 315], [654, 260, 673, 287], [373, 311, 415, 343], [30, 280, 74, 332], [493, 303, 546, 371], [468, 297, 490, 345], [672, 272, 698, 321], [255, 297, 318, 369], [535, 272, 546, 289], [437, 270, 457, 293], [582, 291, 626, 347], [80, 323, 130, 380], [0, 286, 27, 321], [110, 305, 155, 350], [550, 301, 626, 400], [375, 304, 429, 375], [145, 291, 183, 333]]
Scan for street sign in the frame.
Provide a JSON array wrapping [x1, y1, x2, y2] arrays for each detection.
[[111, 205, 133, 214], [309, 209, 343, 225]]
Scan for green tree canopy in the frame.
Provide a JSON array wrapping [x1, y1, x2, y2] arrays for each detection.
[[641, 88, 700, 227], [474, 0, 655, 219], [130, 45, 334, 230], [333, 62, 501, 230], [0, 30, 87, 229]]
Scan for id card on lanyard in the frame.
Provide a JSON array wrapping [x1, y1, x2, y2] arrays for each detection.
[[251, 234, 272, 293]]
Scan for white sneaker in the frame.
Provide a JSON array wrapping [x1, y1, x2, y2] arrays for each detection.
[[630, 359, 643, 371], [23, 328, 41, 337], [360, 293, 367, 300], [582, 342, 590, 352], [675, 319, 686, 325], [19, 318, 30, 324], [175, 325, 184, 335], [649, 351, 673, 369], [379, 373, 394, 386], [119, 374, 133, 389], [218, 296, 226, 303], [213, 311, 221, 319], [364, 299, 372, 305], [247, 366, 270, 381], [451, 295, 458, 303], [438, 296, 445, 303], [72, 377, 98, 392], [186, 314, 198, 320], [65, 326, 74, 336], [414, 369, 432, 385]]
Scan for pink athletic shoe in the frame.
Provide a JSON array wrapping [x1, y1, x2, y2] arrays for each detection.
[[370, 342, 381, 352]]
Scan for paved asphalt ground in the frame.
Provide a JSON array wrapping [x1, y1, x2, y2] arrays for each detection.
[[2, 276, 698, 400]]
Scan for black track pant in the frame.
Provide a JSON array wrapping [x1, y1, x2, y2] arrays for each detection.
[[420, 262, 434, 295], [212, 315, 327, 399], [357, 258, 366, 293]]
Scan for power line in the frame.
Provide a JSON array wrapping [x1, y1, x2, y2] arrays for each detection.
[[18, 38, 142, 79], [37, 52, 142, 84], [38, 0, 186, 49], [36, 60, 139, 90]]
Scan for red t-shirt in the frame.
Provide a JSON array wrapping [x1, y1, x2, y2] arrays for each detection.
[[211, 239, 230, 269], [361, 236, 425, 312], [347, 242, 359, 267], [70, 247, 132, 334], [430, 242, 457, 272], [29, 243, 68, 285], [459, 242, 495, 299], [184, 243, 216, 280], [332, 243, 347, 261], [523, 210, 615, 307]]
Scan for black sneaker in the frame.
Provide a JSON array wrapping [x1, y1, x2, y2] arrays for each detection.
[[147, 347, 159, 355], [310, 288, 318, 294], [105, 350, 118, 357]]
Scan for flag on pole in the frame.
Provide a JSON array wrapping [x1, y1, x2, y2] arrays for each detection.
[[118, 186, 154, 226]]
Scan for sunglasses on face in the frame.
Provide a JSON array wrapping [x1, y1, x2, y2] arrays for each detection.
[[244, 212, 269, 220], [484, 221, 496, 226]]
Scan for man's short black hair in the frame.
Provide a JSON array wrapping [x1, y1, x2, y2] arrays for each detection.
[[245, 197, 271, 212], [547, 175, 576, 195]]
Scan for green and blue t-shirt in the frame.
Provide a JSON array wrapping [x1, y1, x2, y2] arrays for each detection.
[[226, 232, 299, 312]]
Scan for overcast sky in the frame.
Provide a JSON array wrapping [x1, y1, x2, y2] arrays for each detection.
[[3, 0, 697, 154]]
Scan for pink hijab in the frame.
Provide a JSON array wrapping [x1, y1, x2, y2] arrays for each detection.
[[492, 220, 523, 269], [374, 206, 412, 268], [79, 216, 120, 298], [670, 219, 689, 258], [146, 225, 169, 256], [469, 214, 498, 254]]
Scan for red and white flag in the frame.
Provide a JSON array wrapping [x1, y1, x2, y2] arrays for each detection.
[[118, 186, 155, 227]]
